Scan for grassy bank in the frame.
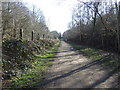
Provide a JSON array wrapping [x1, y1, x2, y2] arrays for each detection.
[[70, 43, 120, 68], [3, 41, 60, 89]]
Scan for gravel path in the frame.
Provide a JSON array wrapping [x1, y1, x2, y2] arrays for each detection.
[[41, 41, 119, 88]]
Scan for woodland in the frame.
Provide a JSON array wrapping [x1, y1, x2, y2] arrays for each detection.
[[1, 1, 120, 89]]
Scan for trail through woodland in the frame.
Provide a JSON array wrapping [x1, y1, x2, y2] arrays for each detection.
[[40, 41, 119, 88]]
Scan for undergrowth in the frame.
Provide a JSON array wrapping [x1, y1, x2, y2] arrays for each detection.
[[71, 43, 119, 68], [10, 42, 60, 88], [2, 39, 60, 88]]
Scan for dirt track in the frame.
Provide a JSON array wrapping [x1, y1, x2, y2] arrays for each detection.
[[41, 41, 119, 88]]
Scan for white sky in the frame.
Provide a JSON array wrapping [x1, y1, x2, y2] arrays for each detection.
[[23, 0, 78, 34]]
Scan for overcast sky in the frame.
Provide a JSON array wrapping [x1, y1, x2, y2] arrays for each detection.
[[23, 0, 78, 34]]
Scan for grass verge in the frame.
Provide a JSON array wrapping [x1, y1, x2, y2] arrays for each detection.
[[10, 42, 61, 88], [70, 43, 120, 68]]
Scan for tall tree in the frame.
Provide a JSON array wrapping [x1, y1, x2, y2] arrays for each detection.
[[115, 2, 120, 52]]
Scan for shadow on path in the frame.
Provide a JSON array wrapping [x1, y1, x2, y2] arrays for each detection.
[[41, 53, 80, 59], [56, 50, 76, 54], [40, 41, 119, 88], [40, 59, 102, 87], [85, 67, 119, 88], [53, 53, 80, 58]]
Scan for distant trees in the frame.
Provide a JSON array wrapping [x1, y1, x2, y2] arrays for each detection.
[[63, 1, 120, 52], [50, 31, 61, 39], [2, 2, 58, 41]]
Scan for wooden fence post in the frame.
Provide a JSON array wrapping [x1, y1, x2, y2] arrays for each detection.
[[31, 31, 34, 41], [20, 29, 23, 40], [43, 34, 45, 39], [37, 33, 39, 40], [13, 29, 16, 38]]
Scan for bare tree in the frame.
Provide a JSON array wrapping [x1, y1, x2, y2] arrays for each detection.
[[115, 2, 120, 52]]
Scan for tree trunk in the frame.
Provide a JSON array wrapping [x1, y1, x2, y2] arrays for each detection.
[[115, 2, 120, 52], [118, 2, 120, 52], [101, 33, 104, 48], [91, 2, 99, 45]]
